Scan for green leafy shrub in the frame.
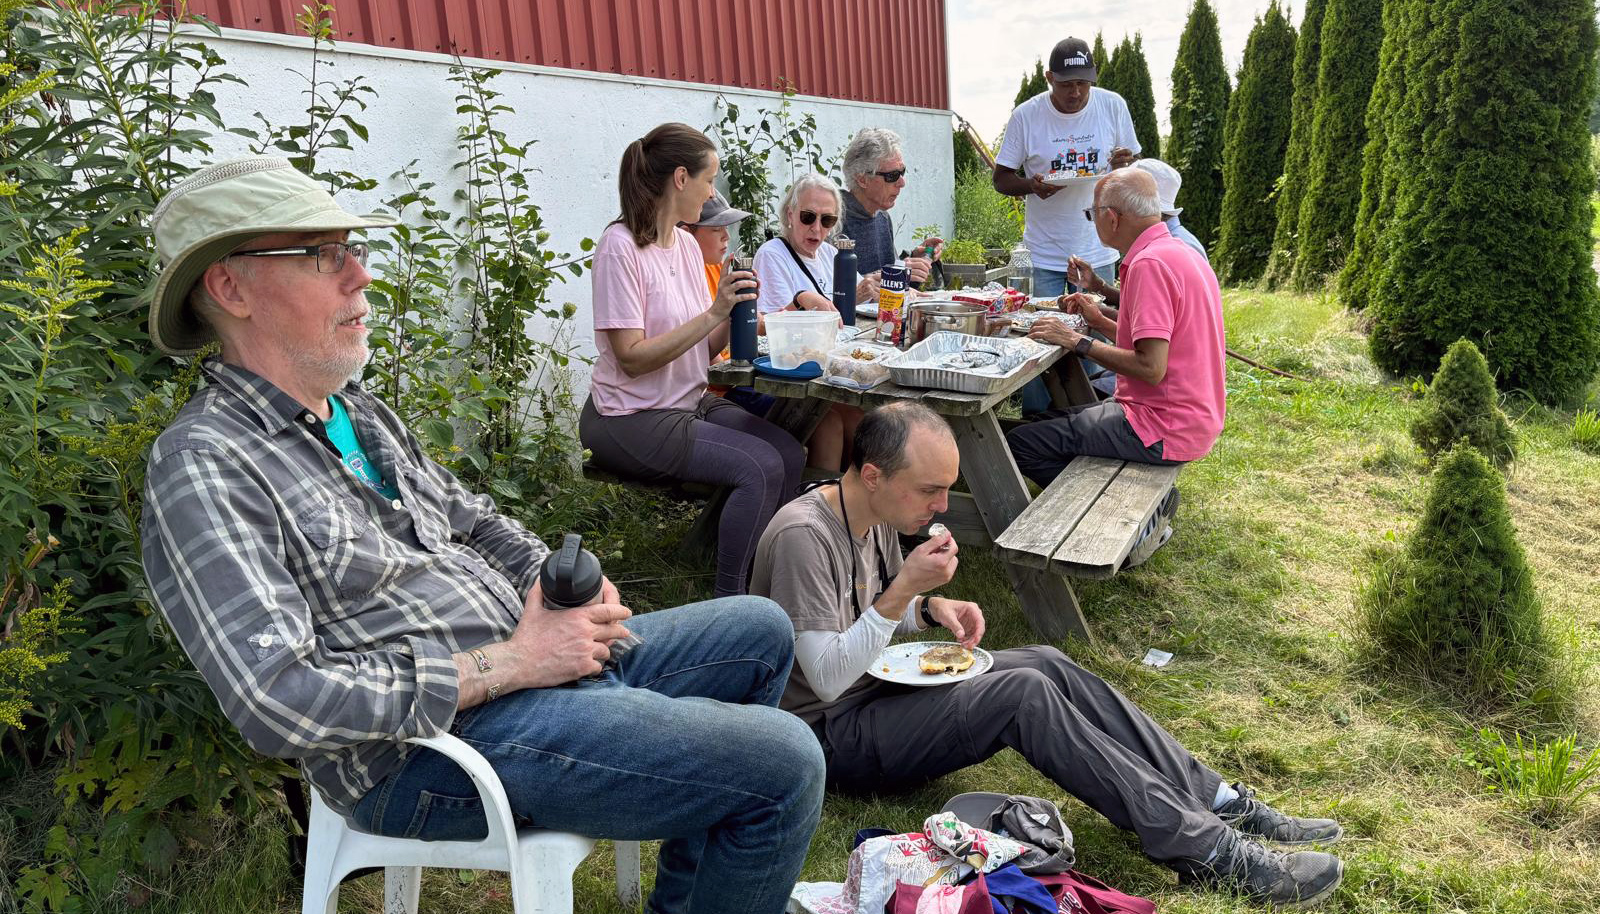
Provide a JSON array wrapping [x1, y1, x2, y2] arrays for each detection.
[[1367, 0, 1600, 405], [1168, 0, 1231, 250], [1572, 407, 1600, 453], [1360, 445, 1572, 720], [1410, 339, 1517, 468], [1263, 0, 1327, 288], [953, 165, 1023, 250], [1215, 1, 1297, 285], [706, 90, 831, 254], [942, 239, 986, 265], [1466, 728, 1600, 823], [1099, 35, 1160, 161], [1288, 0, 1383, 290]]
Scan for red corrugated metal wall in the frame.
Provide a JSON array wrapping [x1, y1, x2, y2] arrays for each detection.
[[184, 0, 949, 110]]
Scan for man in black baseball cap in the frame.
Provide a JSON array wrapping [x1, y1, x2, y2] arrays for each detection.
[[1049, 36, 1099, 82]]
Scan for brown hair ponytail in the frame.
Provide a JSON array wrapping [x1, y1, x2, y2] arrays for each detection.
[[616, 123, 715, 246]]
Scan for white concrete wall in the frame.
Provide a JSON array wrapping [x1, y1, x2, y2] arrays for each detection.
[[187, 27, 954, 392]]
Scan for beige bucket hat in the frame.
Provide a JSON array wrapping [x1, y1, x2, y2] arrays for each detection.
[[148, 155, 397, 356]]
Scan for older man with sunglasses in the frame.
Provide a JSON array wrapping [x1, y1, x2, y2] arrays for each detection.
[[138, 156, 825, 914], [840, 128, 943, 287]]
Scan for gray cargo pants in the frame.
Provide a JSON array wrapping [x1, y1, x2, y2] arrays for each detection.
[[820, 645, 1230, 864]]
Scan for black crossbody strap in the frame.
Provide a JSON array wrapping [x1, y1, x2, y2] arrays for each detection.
[[779, 238, 827, 296]]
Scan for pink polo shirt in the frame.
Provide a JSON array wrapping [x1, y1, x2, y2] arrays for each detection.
[[1113, 222, 1226, 462], [589, 223, 714, 416]]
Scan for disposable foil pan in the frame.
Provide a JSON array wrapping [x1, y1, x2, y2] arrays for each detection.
[[886, 332, 1051, 394]]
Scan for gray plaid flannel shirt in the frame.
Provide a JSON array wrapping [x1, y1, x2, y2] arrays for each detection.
[[141, 360, 549, 813]]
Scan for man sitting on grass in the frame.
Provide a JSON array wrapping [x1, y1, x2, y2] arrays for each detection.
[[751, 402, 1344, 910]]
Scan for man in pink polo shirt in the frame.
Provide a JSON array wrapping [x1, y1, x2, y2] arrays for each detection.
[[1007, 168, 1225, 553]]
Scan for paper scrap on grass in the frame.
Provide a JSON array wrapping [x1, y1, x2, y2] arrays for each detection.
[[1141, 648, 1174, 668]]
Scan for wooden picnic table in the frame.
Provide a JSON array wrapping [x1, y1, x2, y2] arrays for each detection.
[[709, 324, 1102, 642]]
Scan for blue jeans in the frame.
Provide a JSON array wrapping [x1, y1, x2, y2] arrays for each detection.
[[1022, 262, 1119, 414], [352, 597, 825, 914]]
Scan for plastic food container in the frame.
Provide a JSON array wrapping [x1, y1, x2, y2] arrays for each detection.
[[824, 342, 895, 390], [765, 311, 839, 369]]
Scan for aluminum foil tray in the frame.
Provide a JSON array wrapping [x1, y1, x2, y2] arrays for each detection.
[[887, 332, 1051, 394]]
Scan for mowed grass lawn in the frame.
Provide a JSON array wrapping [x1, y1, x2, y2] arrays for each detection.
[[53, 287, 1599, 913]]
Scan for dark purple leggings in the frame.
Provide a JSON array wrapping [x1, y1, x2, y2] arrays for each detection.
[[678, 408, 805, 596]]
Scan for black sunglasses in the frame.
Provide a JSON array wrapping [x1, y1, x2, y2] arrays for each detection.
[[874, 168, 907, 183], [799, 210, 839, 228]]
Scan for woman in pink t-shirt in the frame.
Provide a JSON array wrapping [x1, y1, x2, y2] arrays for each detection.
[[579, 123, 805, 596]]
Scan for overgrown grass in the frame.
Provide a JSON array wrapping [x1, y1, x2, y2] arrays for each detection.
[[13, 287, 1597, 912]]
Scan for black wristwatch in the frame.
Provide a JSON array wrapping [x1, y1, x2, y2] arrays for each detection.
[[1074, 336, 1094, 357], [919, 596, 938, 629]]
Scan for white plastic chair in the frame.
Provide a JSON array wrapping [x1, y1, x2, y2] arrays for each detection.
[[300, 733, 642, 914]]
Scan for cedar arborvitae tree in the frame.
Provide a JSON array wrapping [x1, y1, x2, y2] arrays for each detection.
[[1014, 59, 1047, 108], [1369, 0, 1600, 405], [1092, 32, 1108, 73], [1361, 445, 1565, 717], [1097, 35, 1125, 98], [1117, 35, 1161, 161], [1215, 2, 1297, 284], [1411, 339, 1517, 468], [1169, 0, 1231, 249], [1263, 0, 1328, 287], [1339, 0, 1422, 311], [1288, 0, 1384, 290]]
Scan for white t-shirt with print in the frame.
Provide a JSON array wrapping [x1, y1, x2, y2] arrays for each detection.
[[754, 237, 838, 315], [996, 87, 1141, 271]]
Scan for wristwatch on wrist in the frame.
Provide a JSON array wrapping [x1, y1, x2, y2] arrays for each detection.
[[1074, 336, 1094, 357], [919, 596, 938, 629]]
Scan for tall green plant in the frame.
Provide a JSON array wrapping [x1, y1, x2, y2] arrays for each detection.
[[1014, 58, 1048, 108], [1288, 0, 1384, 290], [1368, 0, 1600, 405], [1338, 0, 1420, 311], [705, 91, 830, 254], [1115, 35, 1161, 161], [1263, 0, 1327, 287], [1169, 0, 1231, 249], [1215, 2, 1297, 284]]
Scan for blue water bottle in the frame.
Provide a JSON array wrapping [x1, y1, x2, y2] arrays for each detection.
[[831, 237, 858, 326], [728, 252, 758, 364]]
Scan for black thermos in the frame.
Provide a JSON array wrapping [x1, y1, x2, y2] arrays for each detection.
[[539, 534, 640, 662], [832, 237, 858, 326], [728, 253, 758, 363]]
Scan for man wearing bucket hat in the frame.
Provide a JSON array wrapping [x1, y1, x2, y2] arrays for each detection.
[[139, 156, 824, 914], [752, 402, 1345, 910]]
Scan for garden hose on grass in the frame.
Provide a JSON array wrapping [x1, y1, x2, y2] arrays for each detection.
[[1226, 347, 1308, 381]]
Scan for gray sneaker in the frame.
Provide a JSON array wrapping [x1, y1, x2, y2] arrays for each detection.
[[1175, 829, 1344, 909], [1217, 783, 1344, 845]]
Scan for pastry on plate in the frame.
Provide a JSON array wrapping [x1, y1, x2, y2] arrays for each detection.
[[919, 644, 975, 675]]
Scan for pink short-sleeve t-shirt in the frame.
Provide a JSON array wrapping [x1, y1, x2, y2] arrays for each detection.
[[1113, 222, 1227, 462], [589, 223, 714, 416]]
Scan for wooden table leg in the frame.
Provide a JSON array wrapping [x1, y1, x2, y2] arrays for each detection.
[[946, 412, 1096, 644], [765, 396, 833, 445], [1051, 353, 1097, 408]]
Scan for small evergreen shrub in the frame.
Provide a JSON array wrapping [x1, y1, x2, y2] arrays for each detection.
[[1573, 408, 1600, 454], [1410, 339, 1517, 468], [1360, 445, 1571, 719], [1467, 729, 1600, 824]]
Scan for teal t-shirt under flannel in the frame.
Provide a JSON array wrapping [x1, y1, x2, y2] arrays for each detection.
[[326, 395, 399, 499]]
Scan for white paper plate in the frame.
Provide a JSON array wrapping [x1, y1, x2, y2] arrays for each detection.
[[1041, 171, 1107, 187], [867, 642, 995, 686]]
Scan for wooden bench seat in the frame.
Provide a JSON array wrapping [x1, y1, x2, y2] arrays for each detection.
[[993, 457, 1181, 579]]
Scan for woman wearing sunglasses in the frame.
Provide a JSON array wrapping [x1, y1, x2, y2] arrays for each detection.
[[753, 174, 874, 471], [753, 173, 878, 317]]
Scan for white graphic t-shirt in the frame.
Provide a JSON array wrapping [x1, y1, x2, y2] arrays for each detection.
[[995, 87, 1141, 271]]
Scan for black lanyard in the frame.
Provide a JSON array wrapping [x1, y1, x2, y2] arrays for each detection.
[[805, 480, 892, 620]]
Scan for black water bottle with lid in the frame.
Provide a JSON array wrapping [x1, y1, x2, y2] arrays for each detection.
[[727, 252, 758, 363], [831, 237, 858, 326], [539, 534, 641, 665]]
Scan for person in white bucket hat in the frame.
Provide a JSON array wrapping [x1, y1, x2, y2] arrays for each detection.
[[140, 156, 824, 914]]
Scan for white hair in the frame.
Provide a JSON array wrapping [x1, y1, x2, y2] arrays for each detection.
[[1098, 169, 1163, 219], [842, 128, 903, 188], [779, 173, 843, 227]]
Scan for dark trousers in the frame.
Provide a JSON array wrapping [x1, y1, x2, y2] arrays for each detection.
[[1006, 400, 1182, 487], [820, 646, 1229, 864]]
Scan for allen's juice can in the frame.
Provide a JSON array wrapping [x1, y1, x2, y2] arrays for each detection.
[[877, 263, 910, 347]]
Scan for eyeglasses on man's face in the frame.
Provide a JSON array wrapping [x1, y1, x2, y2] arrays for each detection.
[[230, 240, 370, 273], [874, 168, 907, 183], [798, 210, 839, 228], [1082, 205, 1117, 223]]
